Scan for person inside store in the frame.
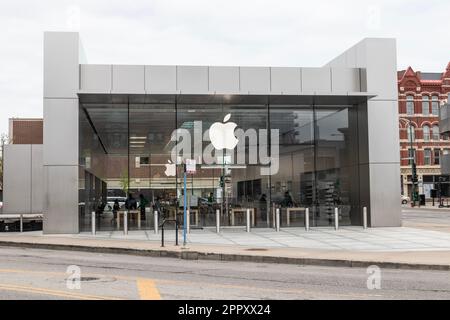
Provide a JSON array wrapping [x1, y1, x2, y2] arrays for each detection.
[[138, 194, 149, 221], [125, 193, 137, 210], [153, 196, 162, 217], [281, 191, 294, 207], [112, 199, 120, 221]]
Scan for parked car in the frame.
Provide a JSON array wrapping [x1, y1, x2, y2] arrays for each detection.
[[401, 195, 410, 205]]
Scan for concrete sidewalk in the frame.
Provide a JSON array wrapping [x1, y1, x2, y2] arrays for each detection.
[[1, 228, 450, 271], [403, 204, 450, 211]]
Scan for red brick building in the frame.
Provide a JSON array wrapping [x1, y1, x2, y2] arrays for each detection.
[[398, 63, 450, 198], [8, 118, 43, 145]]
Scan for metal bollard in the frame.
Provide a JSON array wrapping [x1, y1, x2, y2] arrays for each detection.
[[334, 207, 339, 230], [161, 223, 165, 247], [272, 207, 276, 228], [363, 207, 368, 229], [276, 208, 280, 232], [305, 208, 310, 231], [91, 211, 96, 235], [124, 210, 128, 235], [20, 214, 23, 233], [154, 211, 158, 234], [175, 219, 179, 246], [187, 209, 190, 234], [216, 209, 220, 233], [246, 209, 251, 232]]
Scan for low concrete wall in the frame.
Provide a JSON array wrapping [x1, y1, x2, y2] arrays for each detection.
[[2, 144, 43, 214]]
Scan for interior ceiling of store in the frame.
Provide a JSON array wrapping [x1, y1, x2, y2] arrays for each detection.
[[80, 94, 370, 156]]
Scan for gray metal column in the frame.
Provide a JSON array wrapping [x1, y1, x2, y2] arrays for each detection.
[[43, 32, 80, 234]]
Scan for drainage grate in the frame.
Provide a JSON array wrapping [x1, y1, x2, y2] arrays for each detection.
[[245, 248, 268, 251]]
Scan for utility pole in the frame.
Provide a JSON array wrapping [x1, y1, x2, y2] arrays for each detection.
[[405, 120, 418, 207], [400, 118, 418, 207]]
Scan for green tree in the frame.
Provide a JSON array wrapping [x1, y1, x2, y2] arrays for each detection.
[[119, 170, 129, 195]]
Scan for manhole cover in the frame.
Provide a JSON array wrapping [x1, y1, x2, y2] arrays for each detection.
[[245, 248, 268, 251]]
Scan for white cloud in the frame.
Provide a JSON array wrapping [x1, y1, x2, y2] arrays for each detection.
[[0, 0, 449, 135]]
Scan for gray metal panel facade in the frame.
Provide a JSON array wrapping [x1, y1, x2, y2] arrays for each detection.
[[43, 32, 80, 233], [327, 38, 401, 227], [2, 144, 43, 214]]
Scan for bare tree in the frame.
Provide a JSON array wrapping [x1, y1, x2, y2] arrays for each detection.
[[0, 133, 10, 191]]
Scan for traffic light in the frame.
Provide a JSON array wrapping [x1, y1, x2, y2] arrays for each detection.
[[220, 176, 224, 188]]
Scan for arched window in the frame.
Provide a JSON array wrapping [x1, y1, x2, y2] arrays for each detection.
[[422, 95, 430, 115], [407, 125, 415, 142], [432, 125, 440, 140], [422, 125, 430, 141], [406, 95, 414, 115]]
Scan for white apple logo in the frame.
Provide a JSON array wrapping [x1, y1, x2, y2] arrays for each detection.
[[164, 160, 176, 177], [209, 113, 239, 150]]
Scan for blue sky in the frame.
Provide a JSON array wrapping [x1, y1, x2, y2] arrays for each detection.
[[0, 0, 449, 135]]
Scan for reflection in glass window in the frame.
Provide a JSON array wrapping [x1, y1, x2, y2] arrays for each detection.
[[408, 148, 415, 165], [434, 149, 440, 165], [406, 95, 414, 115], [432, 96, 439, 115], [423, 125, 430, 141], [424, 149, 432, 165], [314, 107, 358, 226], [79, 100, 364, 230], [432, 125, 440, 140], [422, 96, 430, 115]]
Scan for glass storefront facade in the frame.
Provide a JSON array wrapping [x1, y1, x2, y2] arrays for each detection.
[[78, 96, 362, 231]]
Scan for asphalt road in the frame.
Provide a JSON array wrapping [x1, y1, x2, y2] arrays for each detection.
[[0, 246, 449, 300]]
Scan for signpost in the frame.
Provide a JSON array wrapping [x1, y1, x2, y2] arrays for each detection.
[[183, 159, 196, 246]]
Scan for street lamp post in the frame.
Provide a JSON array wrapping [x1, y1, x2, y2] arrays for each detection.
[[400, 118, 418, 207]]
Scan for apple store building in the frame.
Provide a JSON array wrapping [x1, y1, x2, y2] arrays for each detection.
[[36, 32, 401, 234]]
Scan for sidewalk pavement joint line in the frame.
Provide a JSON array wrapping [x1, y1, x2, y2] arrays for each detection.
[[252, 230, 290, 247], [1, 240, 449, 271], [282, 229, 342, 248], [136, 278, 161, 300]]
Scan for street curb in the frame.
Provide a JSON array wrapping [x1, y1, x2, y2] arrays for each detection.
[[403, 206, 450, 212], [0, 240, 449, 271]]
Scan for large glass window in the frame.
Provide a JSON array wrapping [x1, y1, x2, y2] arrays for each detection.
[[78, 103, 129, 232], [314, 106, 358, 226], [79, 96, 364, 231], [128, 103, 176, 229], [270, 105, 314, 227]]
